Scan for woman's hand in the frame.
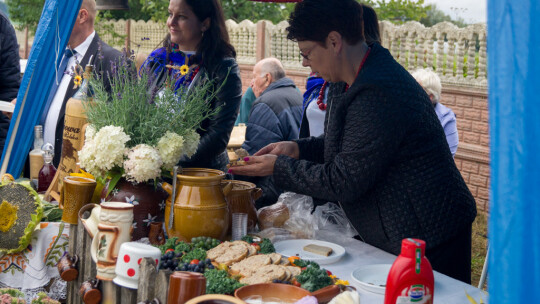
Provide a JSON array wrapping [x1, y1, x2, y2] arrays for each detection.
[[228, 154, 277, 176], [254, 141, 300, 159]]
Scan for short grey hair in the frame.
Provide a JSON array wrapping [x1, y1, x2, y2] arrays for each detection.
[[82, 0, 97, 21], [411, 68, 442, 104], [257, 57, 286, 81]]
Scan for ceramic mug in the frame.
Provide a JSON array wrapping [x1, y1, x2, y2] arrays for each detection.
[[113, 242, 161, 289], [90, 202, 134, 281], [79, 278, 101, 304], [57, 252, 79, 281], [167, 271, 206, 304], [60, 176, 97, 224]]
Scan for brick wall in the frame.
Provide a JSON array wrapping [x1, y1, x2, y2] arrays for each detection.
[[238, 64, 490, 213]]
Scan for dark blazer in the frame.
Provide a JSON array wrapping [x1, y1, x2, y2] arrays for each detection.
[[273, 43, 476, 255], [0, 11, 21, 154], [52, 33, 122, 166]]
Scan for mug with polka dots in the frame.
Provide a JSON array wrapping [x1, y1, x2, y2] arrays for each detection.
[[112, 242, 161, 289]]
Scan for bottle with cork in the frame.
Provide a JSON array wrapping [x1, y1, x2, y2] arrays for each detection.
[[29, 125, 44, 189], [384, 238, 434, 304]]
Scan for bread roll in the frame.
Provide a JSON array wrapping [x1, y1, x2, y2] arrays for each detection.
[[257, 202, 290, 230]]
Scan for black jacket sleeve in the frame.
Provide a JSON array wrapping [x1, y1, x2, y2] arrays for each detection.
[[0, 13, 21, 153], [179, 58, 242, 168]]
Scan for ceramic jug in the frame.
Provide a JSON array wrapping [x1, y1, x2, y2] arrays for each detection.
[[90, 202, 133, 281], [222, 180, 261, 232], [163, 168, 232, 242], [79, 203, 101, 238]]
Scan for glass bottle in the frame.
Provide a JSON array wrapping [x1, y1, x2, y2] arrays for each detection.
[[38, 143, 57, 193], [29, 125, 44, 186]]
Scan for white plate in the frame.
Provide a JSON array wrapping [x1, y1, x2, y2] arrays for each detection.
[[351, 264, 392, 294], [273, 239, 346, 265]]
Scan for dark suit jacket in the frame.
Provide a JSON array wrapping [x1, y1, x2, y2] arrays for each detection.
[[274, 43, 476, 255], [52, 33, 122, 166]]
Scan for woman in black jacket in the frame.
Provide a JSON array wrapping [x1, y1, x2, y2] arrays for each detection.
[[0, 11, 21, 155], [143, 0, 242, 171], [230, 0, 477, 284]]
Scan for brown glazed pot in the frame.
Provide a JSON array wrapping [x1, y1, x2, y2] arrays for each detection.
[[101, 179, 168, 241], [163, 168, 232, 242], [222, 180, 261, 233]]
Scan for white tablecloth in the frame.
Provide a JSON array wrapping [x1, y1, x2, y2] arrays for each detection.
[[0, 222, 69, 303], [323, 239, 488, 304]]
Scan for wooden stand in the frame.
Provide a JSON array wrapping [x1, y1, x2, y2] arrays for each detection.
[[67, 217, 173, 304]]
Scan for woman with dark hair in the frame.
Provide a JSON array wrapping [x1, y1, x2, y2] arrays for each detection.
[[299, 3, 380, 138], [142, 0, 242, 171], [230, 0, 476, 284]]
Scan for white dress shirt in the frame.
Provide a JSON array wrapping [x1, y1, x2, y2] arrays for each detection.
[[43, 31, 95, 146]]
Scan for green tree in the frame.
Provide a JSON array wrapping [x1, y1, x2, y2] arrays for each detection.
[[420, 4, 468, 27], [362, 0, 430, 24], [221, 0, 295, 24], [6, 0, 44, 33]]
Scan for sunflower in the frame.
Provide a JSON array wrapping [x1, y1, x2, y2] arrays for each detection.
[[179, 64, 189, 76], [73, 75, 83, 88]]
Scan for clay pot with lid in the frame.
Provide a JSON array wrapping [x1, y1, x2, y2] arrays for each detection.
[[222, 180, 261, 232], [163, 168, 232, 242]]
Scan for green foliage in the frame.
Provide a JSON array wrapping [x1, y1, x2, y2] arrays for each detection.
[[222, 0, 295, 24], [181, 247, 207, 263], [175, 241, 192, 253], [292, 258, 320, 269], [420, 4, 468, 27], [259, 238, 275, 254], [41, 201, 62, 222], [6, 0, 44, 33], [362, 0, 430, 24], [86, 55, 221, 147], [295, 264, 333, 292], [158, 236, 181, 254], [204, 268, 245, 295]]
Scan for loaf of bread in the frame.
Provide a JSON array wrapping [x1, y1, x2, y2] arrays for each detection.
[[257, 202, 290, 230], [303, 244, 333, 256]]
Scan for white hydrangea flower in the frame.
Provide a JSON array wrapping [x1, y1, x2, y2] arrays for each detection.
[[123, 144, 163, 183], [157, 131, 184, 170], [78, 126, 130, 178], [84, 124, 96, 142], [182, 129, 200, 158]]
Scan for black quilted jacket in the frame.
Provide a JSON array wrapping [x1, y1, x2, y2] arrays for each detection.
[[273, 43, 476, 254]]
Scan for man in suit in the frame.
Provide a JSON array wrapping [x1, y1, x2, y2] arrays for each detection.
[[41, 0, 122, 166]]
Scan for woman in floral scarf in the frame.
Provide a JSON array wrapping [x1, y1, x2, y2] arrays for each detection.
[[142, 0, 242, 171]]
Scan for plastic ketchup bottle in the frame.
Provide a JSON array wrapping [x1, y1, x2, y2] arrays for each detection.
[[384, 238, 434, 304]]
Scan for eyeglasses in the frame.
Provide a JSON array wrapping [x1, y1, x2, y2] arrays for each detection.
[[299, 45, 316, 61]]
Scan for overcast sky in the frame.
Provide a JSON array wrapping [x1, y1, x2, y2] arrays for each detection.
[[424, 0, 487, 24]]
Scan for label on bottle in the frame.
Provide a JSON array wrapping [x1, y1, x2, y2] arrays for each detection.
[[396, 284, 432, 304]]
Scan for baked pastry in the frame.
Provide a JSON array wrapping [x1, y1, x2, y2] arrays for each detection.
[[258, 202, 290, 230], [230, 254, 272, 277], [228, 148, 249, 168]]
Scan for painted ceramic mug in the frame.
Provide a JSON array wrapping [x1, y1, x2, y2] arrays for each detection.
[[90, 202, 134, 281], [113, 242, 161, 289], [60, 176, 97, 225]]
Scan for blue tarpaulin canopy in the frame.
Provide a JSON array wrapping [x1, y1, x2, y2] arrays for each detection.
[[488, 0, 540, 302], [0, 0, 82, 176]]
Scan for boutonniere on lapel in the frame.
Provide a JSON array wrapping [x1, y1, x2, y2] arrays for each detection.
[[165, 52, 196, 76], [70, 64, 85, 90]]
